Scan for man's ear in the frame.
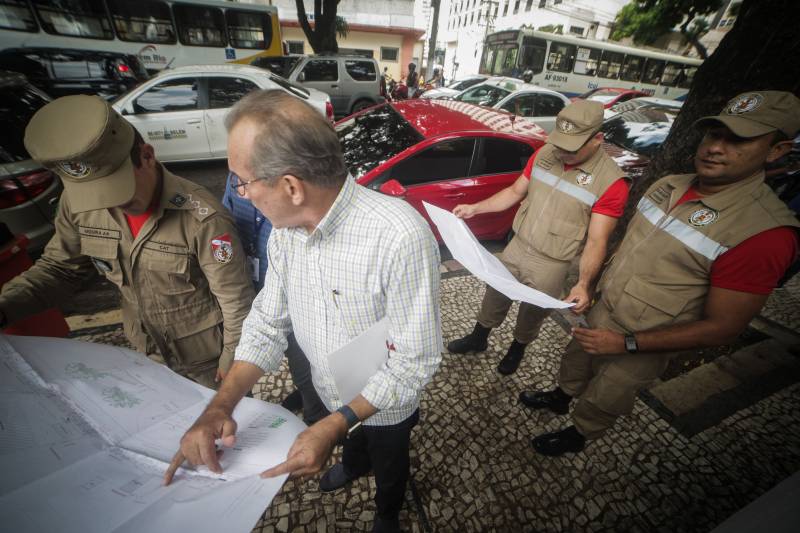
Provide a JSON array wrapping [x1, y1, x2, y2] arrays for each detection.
[[766, 140, 793, 164], [282, 175, 305, 206], [140, 143, 156, 167]]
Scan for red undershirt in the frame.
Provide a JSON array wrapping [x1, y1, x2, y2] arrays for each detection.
[[522, 148, 631, 218], [673, 187, 799, 294], [124, 204, 156, 239]]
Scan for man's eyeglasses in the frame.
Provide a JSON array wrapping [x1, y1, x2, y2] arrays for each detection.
[[229, 172, 267, 197]]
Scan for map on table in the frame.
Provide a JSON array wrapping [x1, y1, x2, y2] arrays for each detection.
[[0, 334, 306, 533]]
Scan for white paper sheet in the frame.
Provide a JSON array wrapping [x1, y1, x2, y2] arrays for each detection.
[[423, 202, 572, 310], [0, 334, 304, 533], [327, 318, 390, 404]]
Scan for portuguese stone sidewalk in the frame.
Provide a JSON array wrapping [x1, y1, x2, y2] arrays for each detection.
[[72, 273, 800, 533]]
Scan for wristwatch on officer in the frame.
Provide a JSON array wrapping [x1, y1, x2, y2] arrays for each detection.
[[624, 333, 639, 354], [336, 405, 362, 438]]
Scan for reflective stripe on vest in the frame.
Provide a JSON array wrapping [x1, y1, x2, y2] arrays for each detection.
[[532, 167, 598, 206], [637, 197, 729, 261]]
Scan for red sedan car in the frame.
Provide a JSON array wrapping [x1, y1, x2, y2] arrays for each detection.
[[336, 99, 547, 240], [572, 87, 650, 109]]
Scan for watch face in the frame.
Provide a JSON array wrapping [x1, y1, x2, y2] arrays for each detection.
[[625, 335, 637, 352]]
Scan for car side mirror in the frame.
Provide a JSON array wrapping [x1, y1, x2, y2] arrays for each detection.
[[297, 72, 305, 82], [132, 100, 146, 114], [379, 179, 407, 197]]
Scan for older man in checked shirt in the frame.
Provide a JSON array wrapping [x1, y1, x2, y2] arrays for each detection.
[[164, 90, 442, 533]]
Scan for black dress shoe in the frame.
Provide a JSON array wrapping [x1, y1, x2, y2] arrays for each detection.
[[447, 323, 491, 354], [319, 463, 358, 492], [532, 426, 586, 456], [519, 387, 571, 414], [497, 340, 527, 375], [372, 516, 401, 533]]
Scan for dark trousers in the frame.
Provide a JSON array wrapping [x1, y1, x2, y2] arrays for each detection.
[[342, 410, 419, 520], [285, 333, 327, 424]]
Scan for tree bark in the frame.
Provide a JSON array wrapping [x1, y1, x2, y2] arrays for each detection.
[[619, 0, 800, 233], [295, 0, 340, 54], [425, 0, 441, 80]]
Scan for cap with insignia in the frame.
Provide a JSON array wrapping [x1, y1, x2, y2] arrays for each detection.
[[547, 99, 604, 152], [694, 90, 800, 138], [24, 94, 137, 213]]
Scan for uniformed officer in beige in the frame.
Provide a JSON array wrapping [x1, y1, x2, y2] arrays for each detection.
[[525, 91, 800, 456], [0, 95, 255, 389], [449, 100, 629, 375]]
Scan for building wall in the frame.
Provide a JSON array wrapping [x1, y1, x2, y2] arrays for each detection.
[[272, 0, 420, 29]]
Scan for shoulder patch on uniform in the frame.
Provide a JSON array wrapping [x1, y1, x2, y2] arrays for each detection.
[[211, 233, 234, 263]]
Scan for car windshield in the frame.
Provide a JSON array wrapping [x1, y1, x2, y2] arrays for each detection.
[[448, 77, 481, 91], [0, 83, 50, 163], [267, 72, 309, 98], [455, 84, 512, 107], [602, 106, 679, 158], [336, 104, 423, 179]]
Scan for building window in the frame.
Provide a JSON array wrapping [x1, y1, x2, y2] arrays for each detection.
[[525, 0, 533, 11], [503, 1, 509, 16], [380, 47, 399, 61], [513, 1, 520, 14], [287, 40, 304, 54], [569, 26, 584, 36], [539, 0, 546, 7], [339, 47, 373, 58]]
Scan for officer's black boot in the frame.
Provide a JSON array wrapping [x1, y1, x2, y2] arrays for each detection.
[[531, 426, 586, 456], [497, 340, 527, 375], [447, 322, 491, 354], [519, 386, 572, 414]]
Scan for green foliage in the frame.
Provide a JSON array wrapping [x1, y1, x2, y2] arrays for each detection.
[[335, 16, 349, 39], [611, 0, 722, 43], [537, 24, 564, 34]]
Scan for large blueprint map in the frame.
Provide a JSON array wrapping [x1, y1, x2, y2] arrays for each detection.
[[0, 334, 305, 533]]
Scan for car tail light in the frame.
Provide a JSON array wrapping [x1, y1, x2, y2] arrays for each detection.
[[326, 101, 334, 122], [113, 59, 136, 79], [0, 170, 55, 209]]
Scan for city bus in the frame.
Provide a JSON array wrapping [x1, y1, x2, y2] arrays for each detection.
[[0, 0, 282, 72], [479, 29, 702, 100]]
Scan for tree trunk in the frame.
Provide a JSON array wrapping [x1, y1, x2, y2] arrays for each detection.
[[425, 0, 441, 80], [295, 0, 340, 54], [619, 0, 800, 233]]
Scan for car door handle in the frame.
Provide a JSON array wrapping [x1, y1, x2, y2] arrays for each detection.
[[331, 84, 339, 88], [187, 119, 202, 124], [444, 192, 466, 199]]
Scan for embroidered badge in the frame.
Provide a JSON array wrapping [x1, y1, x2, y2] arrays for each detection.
[[211, 233, 234, 263], [688, 208, 719, 227], [726, 93, 763, 115], [575, 171, 594, 186], [556, 119, 577, 134], [169, 193, 187, 207], [58, 161, 90, 178]]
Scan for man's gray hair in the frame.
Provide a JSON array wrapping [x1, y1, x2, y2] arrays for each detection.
[[224, 90, 347, 188]]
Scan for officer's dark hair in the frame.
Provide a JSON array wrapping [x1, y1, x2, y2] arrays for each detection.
[[224, 90, 347, 189], [771, 130, 790, 146], [130, 129, 145, 167]]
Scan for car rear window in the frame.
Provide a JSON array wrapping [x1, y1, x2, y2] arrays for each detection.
[[336, 104, 423, 179], [0, 83, 50, 163], [602, 106, 678, 158]]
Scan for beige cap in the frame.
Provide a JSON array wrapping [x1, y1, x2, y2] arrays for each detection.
[[24, 95, 137, 213], [694, 90, 800, 138], [547, 99, 604, 151]]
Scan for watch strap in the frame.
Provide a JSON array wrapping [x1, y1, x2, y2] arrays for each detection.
[[624, 334, 638, 354], [336, 405, 362, 434]]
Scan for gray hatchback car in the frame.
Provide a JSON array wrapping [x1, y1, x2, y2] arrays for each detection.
[[286, 55, 384, 118]]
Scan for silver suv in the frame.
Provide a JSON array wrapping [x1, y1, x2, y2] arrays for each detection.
[[286, 55, 384, 118]]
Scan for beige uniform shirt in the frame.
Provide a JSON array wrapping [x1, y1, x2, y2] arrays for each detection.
[[512, 144, 626, 262], [0, 168, 255, 376], [598, 172, 800, 333]]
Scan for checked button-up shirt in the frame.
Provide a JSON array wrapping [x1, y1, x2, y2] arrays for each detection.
[[235, 176, 442, 426]]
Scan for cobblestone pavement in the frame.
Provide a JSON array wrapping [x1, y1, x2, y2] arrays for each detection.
[[72, 274, 800, 533]]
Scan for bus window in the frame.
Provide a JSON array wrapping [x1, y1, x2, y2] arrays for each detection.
[[174, 4, 226, 47], [500, 46, 518, 76], [642, 58, 665, 84], [573, 46, 600, 76], [597, 50, 623, 79], [547, 42, 576, 73], [226, 9, 271, 49], [33, 0, 114, 39], [620, 55, 645, 82], [480, 45, 497, 75], [661, 62, 682, 86], [0, 0, 38, 32], [520, 36, 546, 74], [678, 65, 697, 88], [107, 0, 175, 44]]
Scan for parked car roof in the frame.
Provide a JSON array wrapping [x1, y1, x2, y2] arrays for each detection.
[[390, 99, 548, 139]]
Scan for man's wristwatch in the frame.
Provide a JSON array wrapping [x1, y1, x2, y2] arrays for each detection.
[[336, 405, 362, 438], [624, 334, 639, 354]]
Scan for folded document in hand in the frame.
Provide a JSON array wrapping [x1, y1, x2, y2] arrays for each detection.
[[423, 202, 572, 310]]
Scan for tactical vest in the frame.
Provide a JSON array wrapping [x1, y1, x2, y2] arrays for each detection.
[[598, 172, 800, 333], [511, 143, 626, 261]]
